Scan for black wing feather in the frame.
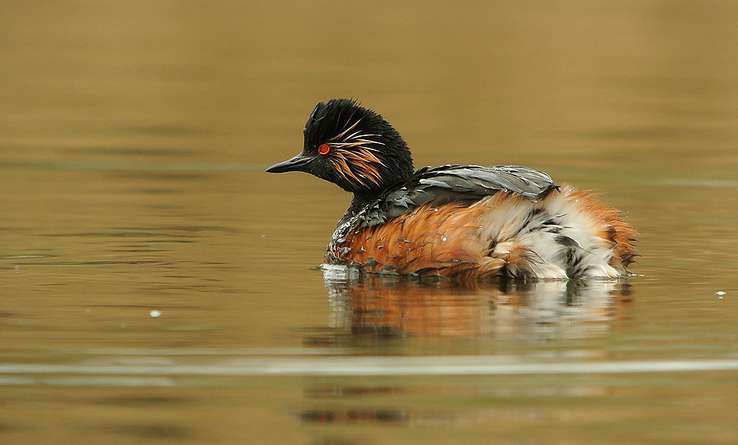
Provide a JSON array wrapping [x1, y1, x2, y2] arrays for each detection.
[[359, 164, 556, 227]]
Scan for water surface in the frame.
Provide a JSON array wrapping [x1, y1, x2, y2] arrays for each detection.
[[2, 1, 738, 444]]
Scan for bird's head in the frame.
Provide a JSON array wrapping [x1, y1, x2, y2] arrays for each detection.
[[266, 99, 414, 194]]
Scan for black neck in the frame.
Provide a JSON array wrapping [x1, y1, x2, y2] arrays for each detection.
[[348, 191, 379, 215], [344, 174, 406, 216]]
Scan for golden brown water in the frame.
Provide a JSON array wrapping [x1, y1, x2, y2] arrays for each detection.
[[2, 1, 738, 444]]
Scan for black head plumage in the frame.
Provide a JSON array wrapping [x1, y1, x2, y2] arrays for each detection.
[[267, 99, 414, 195]]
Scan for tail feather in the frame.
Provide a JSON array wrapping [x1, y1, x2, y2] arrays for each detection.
[[477, 187, 637, 279]]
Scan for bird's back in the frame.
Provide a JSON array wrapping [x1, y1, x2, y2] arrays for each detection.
[[327, 164, 636, 280]]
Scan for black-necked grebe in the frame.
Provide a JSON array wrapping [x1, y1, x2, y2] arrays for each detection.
[[267, 99, 636, 280]]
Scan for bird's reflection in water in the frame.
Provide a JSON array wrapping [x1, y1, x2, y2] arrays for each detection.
[[298, 267, 633, 428], [311, 265, 632, 343]]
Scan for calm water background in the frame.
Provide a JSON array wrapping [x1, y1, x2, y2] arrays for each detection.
[[2, 1, 738, 444]]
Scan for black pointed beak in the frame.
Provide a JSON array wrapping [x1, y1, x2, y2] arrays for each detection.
[[265, 153, 314, 173]]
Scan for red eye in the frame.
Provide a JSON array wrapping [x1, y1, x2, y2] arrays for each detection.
[[318, 144, 331, 156]]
